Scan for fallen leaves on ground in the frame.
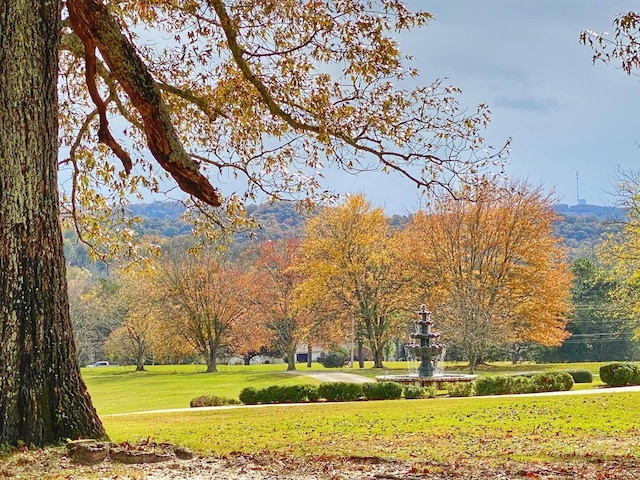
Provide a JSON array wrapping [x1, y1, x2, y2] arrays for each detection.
[[1, 446, 640, 479]]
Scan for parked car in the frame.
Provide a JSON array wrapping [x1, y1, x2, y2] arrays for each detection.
[[87, 361, 109, 367]]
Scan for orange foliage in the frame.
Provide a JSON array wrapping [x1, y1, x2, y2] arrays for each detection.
[[402, 181, 573, 364]]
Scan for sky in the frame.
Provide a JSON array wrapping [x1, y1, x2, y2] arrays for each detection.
[[335, 0, 640, 214]]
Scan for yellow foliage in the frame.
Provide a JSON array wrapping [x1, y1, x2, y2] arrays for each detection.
[[297, 194, 418, 367]]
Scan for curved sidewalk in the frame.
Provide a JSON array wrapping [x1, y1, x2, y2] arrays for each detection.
[[103, 374, 640, 417]]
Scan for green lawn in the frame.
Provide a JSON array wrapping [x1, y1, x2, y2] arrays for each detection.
[[101, 391, 640, 462], [82, 364, 323, 415], [83, 361, 610, 415], [77, 361, 640, 463]]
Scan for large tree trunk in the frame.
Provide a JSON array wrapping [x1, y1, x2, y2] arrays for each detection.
[[0, 0, 106, 446]]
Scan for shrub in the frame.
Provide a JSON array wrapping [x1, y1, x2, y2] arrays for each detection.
[[402, 384, 437, 399], [423, 385, 438, 398], [599, 362, 640, 387], [531, 371, 573, 392], [190, 395, 240, 408], [361, 382, 403, 401], [277, 385, 318, 403], [239, 387, 259, 405], [475, 375, 534, 396], [403, 385, 427, 399], [317, 351, 350, 368], [565, 370, 593, 384], [239, 385, 319, 404], [446, 382, 475, 397], [306, 385, 321, 402], [475, 376, 512, 396], [507, 376, 536, 394], [317, 382, 362, 402]]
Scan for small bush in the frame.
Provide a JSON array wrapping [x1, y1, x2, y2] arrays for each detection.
[[599, 362, 640, 387], [446, 382, 475, 397], [190, 395, 240, 408], [239, 387, 259, 405], [403, 385, 427, 399], [475, 375, 534, 396], [565, 370, 593, 384], [423, 385, 438, 398], [317, 351, 349, 368], [239, 385, 319, 404], [277, 385, 318, 403], [507, 376, 536, 394], [317, 382, 362, 402], [361, 382, 403, 401], [531, 371, 573, 392]]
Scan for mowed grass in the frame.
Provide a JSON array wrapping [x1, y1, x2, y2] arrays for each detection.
[[84, 361, 640, 463], [101, 393, 640, 463], [83, 361, 609, 414], [82, 364, 322, 415]]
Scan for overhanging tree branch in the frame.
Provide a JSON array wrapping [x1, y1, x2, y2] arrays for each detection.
[[67, 0, 222, 206]]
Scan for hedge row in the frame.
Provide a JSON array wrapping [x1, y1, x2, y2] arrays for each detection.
[[238, 382, 441, 405], [518, 369, 592, 384], [475, 371, 574, 396], [190, 395, 241, 408], [600, 362, 640, 387]]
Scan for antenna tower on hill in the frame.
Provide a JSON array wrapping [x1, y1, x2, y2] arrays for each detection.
[[576, 171, 586, 205]]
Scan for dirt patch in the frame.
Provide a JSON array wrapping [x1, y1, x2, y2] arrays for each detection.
[[1, 447, 640, 479]]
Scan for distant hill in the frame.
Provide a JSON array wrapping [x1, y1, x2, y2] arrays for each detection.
[[552, 204, 624, 260], [120, 201, 625, 261], [553, 203, 625, 220]]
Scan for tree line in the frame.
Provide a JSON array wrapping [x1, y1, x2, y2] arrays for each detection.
[[68, 181, 575, 373]]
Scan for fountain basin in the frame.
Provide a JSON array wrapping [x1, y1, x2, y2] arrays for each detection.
[[375, 373, 477, 389], [404, 344, 445, 357]]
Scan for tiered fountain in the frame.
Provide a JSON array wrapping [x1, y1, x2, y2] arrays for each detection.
[[376, 304, 477, 388]]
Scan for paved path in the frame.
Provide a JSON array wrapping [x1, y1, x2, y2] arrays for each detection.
[[103, 373, 640, 417], [283, 370, 374, 384]]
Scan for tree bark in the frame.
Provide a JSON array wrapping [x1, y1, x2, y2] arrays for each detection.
[[0, 0, 106, 445], [206, 338, 218, 373], [286, 346, 296, 371]]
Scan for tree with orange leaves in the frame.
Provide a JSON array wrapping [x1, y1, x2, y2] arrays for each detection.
[[151, 245, 254, 373], [402, 181, 573, 371], [252, 238, 316, 371]]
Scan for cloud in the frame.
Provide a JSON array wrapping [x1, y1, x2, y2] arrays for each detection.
[[493, 95, 559, 113]]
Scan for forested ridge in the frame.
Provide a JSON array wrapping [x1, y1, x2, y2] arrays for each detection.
[[78, 200, 621, 252]]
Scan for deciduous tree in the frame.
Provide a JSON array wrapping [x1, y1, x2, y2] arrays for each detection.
[[595, 171, 640, 348], [102, 270, 162, 370], [547, 258, 635, 362], [2, 0, 507, 445], [298, 194, 416, 368], [253, 238, 313, 370], [581, 11, 640, 76], [68, 268, 129, 366], [152, 247, 253, 372], [403, 181, 572, 371]]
